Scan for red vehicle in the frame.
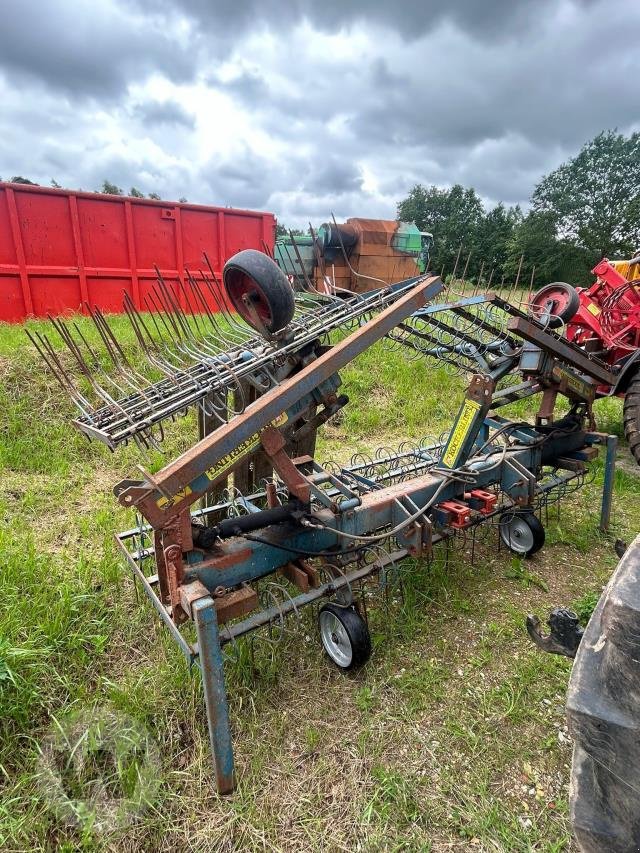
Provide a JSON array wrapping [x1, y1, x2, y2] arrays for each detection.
[[531, 256, 640, 463]]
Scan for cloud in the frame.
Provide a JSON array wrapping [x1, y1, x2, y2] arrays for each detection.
[[132, 100, 195, 129], [0, 0, 195, 98], [0, 0, 639, 228]]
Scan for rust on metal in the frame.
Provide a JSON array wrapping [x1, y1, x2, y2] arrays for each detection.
[[213, 585, 258, 624]]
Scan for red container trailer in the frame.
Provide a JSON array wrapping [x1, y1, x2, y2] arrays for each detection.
[[0, 182, 276, 322]]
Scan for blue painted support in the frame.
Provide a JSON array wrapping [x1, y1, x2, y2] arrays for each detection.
[[193, 596, 236, 793], [600, 434, 617, 532]]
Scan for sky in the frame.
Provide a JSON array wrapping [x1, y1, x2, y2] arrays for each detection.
[[1, 0, 639, 228]]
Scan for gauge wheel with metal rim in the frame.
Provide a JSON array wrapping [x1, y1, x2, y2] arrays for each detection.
[[223, 249, 295, 335], [499, 511, 545, 557], [531, 282, 580, 324], [319, 602, 371, 670], [623, 369, 640, 466]]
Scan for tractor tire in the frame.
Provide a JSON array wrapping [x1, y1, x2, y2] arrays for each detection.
[[623, 370, 640, 466], [567, 535, 640, 852]]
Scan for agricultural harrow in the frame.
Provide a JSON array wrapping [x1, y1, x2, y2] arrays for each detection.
[[531, 255, 640, 464], [32, 249, 619, 793]]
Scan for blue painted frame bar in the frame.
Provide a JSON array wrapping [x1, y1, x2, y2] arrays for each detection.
[[589, 432, 618, 532], [193, 596, 236, 793]]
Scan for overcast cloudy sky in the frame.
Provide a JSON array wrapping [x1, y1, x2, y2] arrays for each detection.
[[1, 0, 639, 227]]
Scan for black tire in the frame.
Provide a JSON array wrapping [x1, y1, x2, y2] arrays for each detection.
[[223, 249, 295, 335], [499, 510, 545, 557], [567, 535, 640, 852], [318, 602, 371, 670], [623, 370, 640, 466], [531, 282, 581, 324]]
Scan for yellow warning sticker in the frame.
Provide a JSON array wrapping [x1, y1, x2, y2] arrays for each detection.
[[155, 412, 289, 510], [203, 432, 262, 484], [442, 399, 481, 468], [587, 303, 601, 316], [551, 365, 591, 399], [157, 485, 193, 510]]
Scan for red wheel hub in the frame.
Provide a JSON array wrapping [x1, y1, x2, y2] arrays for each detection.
[[531, 286, 573, 317], [226, 271, 273, 328]]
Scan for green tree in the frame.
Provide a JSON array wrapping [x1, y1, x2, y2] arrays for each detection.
[[50, 179, 62, 189], [148, 192, 161, 200], [129, 186, 144, 198], [178, 196, 188, 203], [474, 203, 521, 283], [505, 210, 589, 287], [100, 180, 123, 195], [533, 130, 640, 260], [397, 183, 485, 276], [10, 176, 38, 185]]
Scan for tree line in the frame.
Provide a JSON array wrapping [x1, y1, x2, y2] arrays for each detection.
[[397, 130, 640, 287], [3, 175, 186, 203]]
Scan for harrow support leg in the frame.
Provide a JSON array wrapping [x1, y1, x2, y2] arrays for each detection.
[[193, 597, 236, 793], [600, 434, 618, 532]]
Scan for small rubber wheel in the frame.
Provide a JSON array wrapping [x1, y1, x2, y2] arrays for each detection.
[[623, 368, 640, 466], [319, 602, 371, 670], [223, 249, 295, 335], [499, 511, 545, 557], [531, 282, 580, 324]]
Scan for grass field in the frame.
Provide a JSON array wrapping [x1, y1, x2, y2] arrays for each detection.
[[1, 316, 639, 852]]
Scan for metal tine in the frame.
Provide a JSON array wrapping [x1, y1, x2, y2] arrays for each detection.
[[308, 222, 353, 302], [152, 273, 213, 365], [261, 239, 274, 260], [69, 312, 141, 404], [154, 271, 196, 347], [47, 313, 109, 395], [26, 328, 94, 417], [71, 309, 165, 417], [147, 282, 212, 372], [181, 274, 243, 369], [177, 274, 235, 418], [56, 279, 436, 445], [176, 274, 208, 341], [142, 291, 190, 373], [472, 260, 485, 297], [121, 293, 225, 421], [307, 224, 330, 296], [450, 245, 463, 290], [123, 292, 162, 359], [176, 273, 225, 360], [203, 253, 255, 339], [460, 252, 472, 294], [120, 294, 192, 413], [284, 232, 314, 295], [185, 268, 242, 348], [200, 267, 253, 344], [184, 269, 228, 349], [509, 254, 524, 303], [199, 270, 258, 350], [85, 306, 162, 406], [526, 266, 536, 309], [146, 285, 185, 350], [86, 305, 147, 385], [182, 271, 235, 364], [151, 273, 251, 411], [47, 313, 136, 420]]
